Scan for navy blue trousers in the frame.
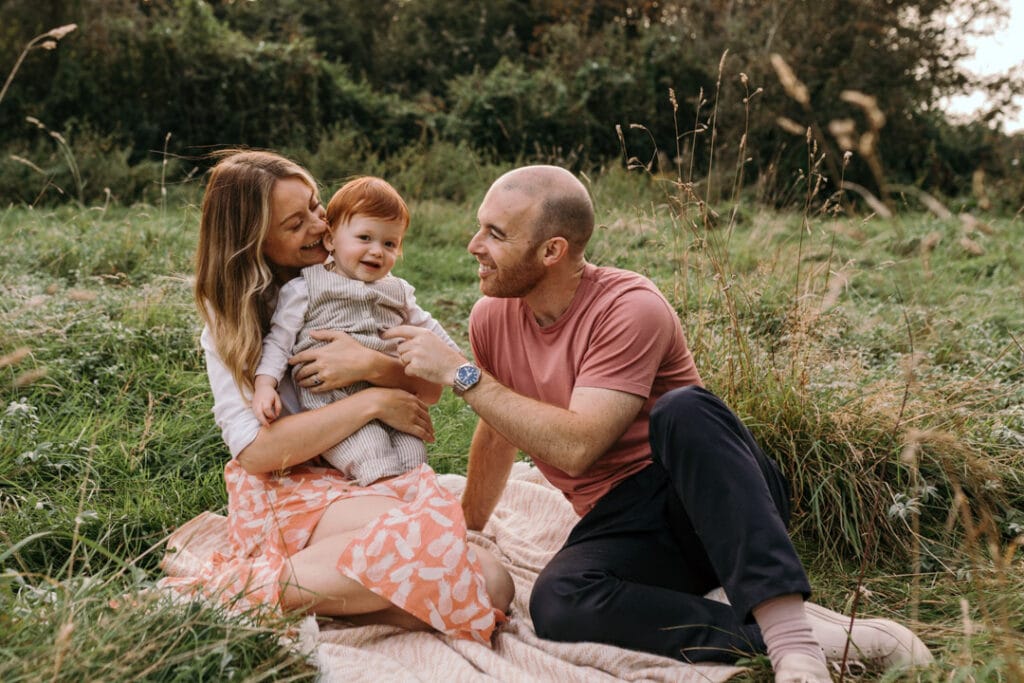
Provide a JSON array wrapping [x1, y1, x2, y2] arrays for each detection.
[[529, 386, 811, 663]]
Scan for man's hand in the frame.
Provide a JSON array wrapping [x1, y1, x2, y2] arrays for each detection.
[[382, 325, 468, 386]]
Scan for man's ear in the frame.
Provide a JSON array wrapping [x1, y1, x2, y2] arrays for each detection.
[[540, 236, 570, 266]]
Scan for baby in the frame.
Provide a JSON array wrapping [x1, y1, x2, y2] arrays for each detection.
[[252, 176, 457, 485]]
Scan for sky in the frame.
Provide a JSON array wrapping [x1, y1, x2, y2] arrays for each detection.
[[944, 0, 1024, 131]]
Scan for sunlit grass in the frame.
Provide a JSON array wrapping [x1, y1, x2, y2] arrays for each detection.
[[1, 172, 1022, 678]]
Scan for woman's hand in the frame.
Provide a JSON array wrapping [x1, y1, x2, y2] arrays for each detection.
[[290, 329, 382, 392], [290, 328, 442, 399], [238, 384, 434, 474], [366, 387, 435, 443]]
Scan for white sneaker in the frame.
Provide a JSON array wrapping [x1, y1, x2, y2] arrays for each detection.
[[805, 601, 933, 671], [774, 653, 833, 683]]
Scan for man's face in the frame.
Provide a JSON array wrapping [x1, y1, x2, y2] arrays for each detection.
[[469, 186, 546, 298]]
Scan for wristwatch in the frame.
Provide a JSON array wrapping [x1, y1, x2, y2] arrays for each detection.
[[452, 363, 482, 396]]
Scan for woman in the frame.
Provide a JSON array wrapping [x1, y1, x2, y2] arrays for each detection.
[[163, 150, 513, 642]]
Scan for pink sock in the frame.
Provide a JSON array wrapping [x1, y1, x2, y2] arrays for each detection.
[[752, 594, 827, 670]]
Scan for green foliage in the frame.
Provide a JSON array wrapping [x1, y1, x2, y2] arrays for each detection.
[[387, 140, 502, 203], [446, 59, 573, 158], [0, 123, 171, 206], [3, 0, 1022, 209], [1, 0, 420, 205], [0, 577, 313, 681]]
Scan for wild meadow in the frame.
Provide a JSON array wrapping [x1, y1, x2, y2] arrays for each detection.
[[1, 158, 1021, 680], [2, 1, 1023, 679]]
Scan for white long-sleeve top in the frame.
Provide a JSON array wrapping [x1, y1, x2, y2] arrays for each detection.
[[201, 325, 302, 458], [203, 276, 457, 459]]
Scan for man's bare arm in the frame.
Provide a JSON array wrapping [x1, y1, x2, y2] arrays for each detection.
[[462, 420, 518, 530], [463, 376, 643, 476], [384, 325, 645, 476]]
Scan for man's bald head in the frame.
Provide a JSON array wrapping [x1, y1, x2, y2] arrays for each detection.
[[490, 165, 594, 254]]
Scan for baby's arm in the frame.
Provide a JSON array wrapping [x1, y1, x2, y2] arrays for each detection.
[[252, 278, 308, 424], [397, 279, 461, 404], [402, 280, 460, 352], [257, 280, 307, 380], [251, 374, 282, 426]]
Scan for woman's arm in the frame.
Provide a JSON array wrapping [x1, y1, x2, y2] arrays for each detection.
[[202, 325, 434, 475], [236, 386, 434, 474], [289, 329, 441, 401]]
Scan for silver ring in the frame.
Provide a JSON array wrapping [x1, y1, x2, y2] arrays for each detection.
[[312, 374, 323, 386]]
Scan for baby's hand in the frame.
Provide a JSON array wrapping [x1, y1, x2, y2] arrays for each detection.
[[252, 384, 282, 426]]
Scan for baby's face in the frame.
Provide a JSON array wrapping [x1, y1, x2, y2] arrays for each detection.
[[325, 215, 405, 282]]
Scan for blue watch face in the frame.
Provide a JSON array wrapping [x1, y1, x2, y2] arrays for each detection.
[[456, 364, 480, 389]]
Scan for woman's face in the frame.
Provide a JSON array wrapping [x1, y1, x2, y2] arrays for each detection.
[[262, 176, 329, 279]]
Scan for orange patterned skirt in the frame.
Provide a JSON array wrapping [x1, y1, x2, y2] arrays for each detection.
[[158, 460, 503, 644]]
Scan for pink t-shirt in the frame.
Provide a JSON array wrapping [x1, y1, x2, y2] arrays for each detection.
[[469, 263, 703, 515]]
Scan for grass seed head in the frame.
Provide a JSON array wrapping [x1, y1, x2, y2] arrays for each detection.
[[14, 368, 48, 387], [776, 117, 806, 136], [0, 347, 31, 368], [841, 90, 886, 130], [770, 53, 809, 106], [45, 24, 78, 41]]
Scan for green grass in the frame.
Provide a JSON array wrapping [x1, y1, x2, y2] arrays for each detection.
[[1, 169, 1022, 680]]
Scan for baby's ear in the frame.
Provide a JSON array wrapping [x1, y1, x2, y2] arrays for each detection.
[[323, 230, 335, 251]]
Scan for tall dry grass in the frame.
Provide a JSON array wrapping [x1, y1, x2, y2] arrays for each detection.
[[608, 52, 1023, 678]]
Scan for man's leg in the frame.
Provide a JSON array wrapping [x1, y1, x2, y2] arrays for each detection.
[[650, 386, 931, 677], [530, 465, 764, 663], [648, 385, 810, 619]]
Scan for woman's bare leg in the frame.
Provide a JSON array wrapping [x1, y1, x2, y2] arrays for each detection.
[[307, 495, 403, 545], [282, 493, 513, 625], [279, 528, 401, 616], [281, 495, 418, 618], [471, 543, 515, 614]]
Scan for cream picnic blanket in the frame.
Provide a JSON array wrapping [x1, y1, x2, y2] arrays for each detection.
[[161, 463, 745, 682]]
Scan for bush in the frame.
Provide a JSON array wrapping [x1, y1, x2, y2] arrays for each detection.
[[388, 140, 500, 203], [0, 123, 173, 207], [445, 59, 575, 158], [2, 1, 420, 181]]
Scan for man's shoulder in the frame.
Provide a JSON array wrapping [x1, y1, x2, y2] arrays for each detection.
[[469, 296, 523, 345], [584, 264, 668, 306], [471, 295, 517, 318], [586, 263, 657, 289]]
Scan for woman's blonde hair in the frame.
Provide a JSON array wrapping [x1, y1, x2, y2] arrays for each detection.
[[195, 150, 318, 394]]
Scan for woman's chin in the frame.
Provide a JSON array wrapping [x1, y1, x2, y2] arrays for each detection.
[[302, 247, 329, 264]]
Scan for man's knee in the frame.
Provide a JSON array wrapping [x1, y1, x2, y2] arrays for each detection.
[[650, 385, 713, 430], [530, 568, 610, 641], [649, 386, 719, 457]]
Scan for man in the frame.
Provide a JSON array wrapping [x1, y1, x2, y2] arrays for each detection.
[[385, 165, 931, 681]]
